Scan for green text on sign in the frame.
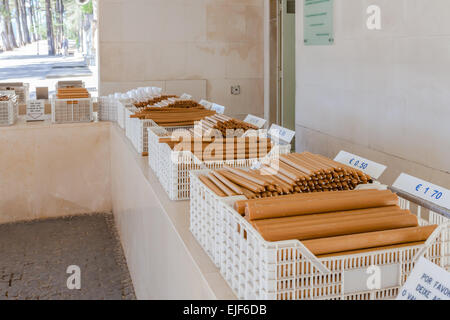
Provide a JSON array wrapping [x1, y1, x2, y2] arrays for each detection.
[[304, 0, 334, 46]]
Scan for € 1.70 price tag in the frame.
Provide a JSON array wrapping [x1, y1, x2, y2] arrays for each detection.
[[334, 151, 387, 179], [393, 173, 450, 210]]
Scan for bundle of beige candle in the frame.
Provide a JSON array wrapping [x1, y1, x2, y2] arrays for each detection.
[[133, 95, 178, 108], [196, 115, 259, 137], [197, 152, 373, 199], [236, 189, 438, 256], [159, 136, 273, 161], [131, 106, 217, 127]]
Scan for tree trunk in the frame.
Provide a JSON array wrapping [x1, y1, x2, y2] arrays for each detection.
[[45, 0, 55, 55], [0, 1, 12, 50], [58, 0, 63, 39], [3, 0, 18, 48], [27, 0, 36, 42], [54, 0, 60, 53], [30, 0, 40, 40], [20, 0, 30, 43], [14, 0, 24, 46]]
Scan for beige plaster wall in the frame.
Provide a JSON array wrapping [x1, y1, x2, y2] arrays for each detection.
[[98, 0, 265, 119], [295, 0, 450, 188], [0, 121, 112, 224]]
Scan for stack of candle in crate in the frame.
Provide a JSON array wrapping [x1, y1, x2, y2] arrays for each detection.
[[56, 88, 91, 99], [133, 95, 178, 108], [131, 106, 217, 127], [158, 136, 273, 161], [195, 115, 259, 137], [195, 151, 438, 256], [197, 152, 373, 198], [236, 190, 437, 257]]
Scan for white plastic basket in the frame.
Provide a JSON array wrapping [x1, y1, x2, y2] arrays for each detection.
[[125, 116, 157, 155], [154, 136, 290, 201], [98, 96, 118, 122], [0, 99, 18, 126], [0, 84, 29, 104], [51, 97, 93, 123], [117, 100, 126, 129], [148, 126, 170, 174], [189, 170, 450, 300]]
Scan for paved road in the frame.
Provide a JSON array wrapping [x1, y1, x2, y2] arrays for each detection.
[[0, 41, 98, 98], [0, 214, 136, 300]]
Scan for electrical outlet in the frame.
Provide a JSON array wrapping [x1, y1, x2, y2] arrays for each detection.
[[231, 85, 241, 95]]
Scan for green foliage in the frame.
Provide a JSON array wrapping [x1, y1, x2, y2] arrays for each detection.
[[82, 1, 93, 15]]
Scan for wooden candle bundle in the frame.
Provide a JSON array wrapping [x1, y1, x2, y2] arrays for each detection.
[[56, 88, 90, 99], [198, 152, 373, 200], [134, 95, 178, 108], [0, 95, 10, 101], [131, 107, 217, 127], [234, 189, 438, 256], [160, 137, 273, 161], [197, 115, 259, 137]]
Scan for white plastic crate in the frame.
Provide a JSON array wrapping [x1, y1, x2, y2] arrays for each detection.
[[0, 99, 18, 126], [0, 83, 29, 104], [189, 170, 450, 300], [116, 100, 127, 129], [98, 96, 118, 122], [190, 170, 385, 269], [148, 126, 170, 174], [124, 113, 158, 156], [51, 97, 93, 123], [124, 106, 137, 147], [155, 137, 290, 201], [190, 169, 243, 266]]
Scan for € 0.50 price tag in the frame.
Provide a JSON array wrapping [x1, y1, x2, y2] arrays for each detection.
[[334, 151, 387, 180]]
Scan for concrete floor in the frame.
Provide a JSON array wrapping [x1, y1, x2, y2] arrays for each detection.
[[0, 214, 135, 300]]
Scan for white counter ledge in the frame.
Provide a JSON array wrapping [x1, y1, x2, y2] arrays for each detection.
[[0, 119, 235, 300], [109, 123, 236, 300]]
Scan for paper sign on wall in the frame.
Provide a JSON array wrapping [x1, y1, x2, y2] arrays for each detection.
[[334, 151, 387, 179], [268, 124, 295, 144], [393, 173, 450, 210], [397, 257, 450, 300], [244, 114, 267, 129], [26, 100, 46, 121], [211, 103, 226, 114]]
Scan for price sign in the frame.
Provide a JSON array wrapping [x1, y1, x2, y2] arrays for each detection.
[[0, 90, 15, 97], [334, 151, 387, 179], [211, 103, 226, 114], [26, 100, 46, 121], [180, 93, 193, 100], [250, 161, 262, 170], [199, 100, 213, 110], [244, 114, 267, 129], [397, 257, 450, 300], [268, 124, 295, 144], [393, 173, 450, 210]]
